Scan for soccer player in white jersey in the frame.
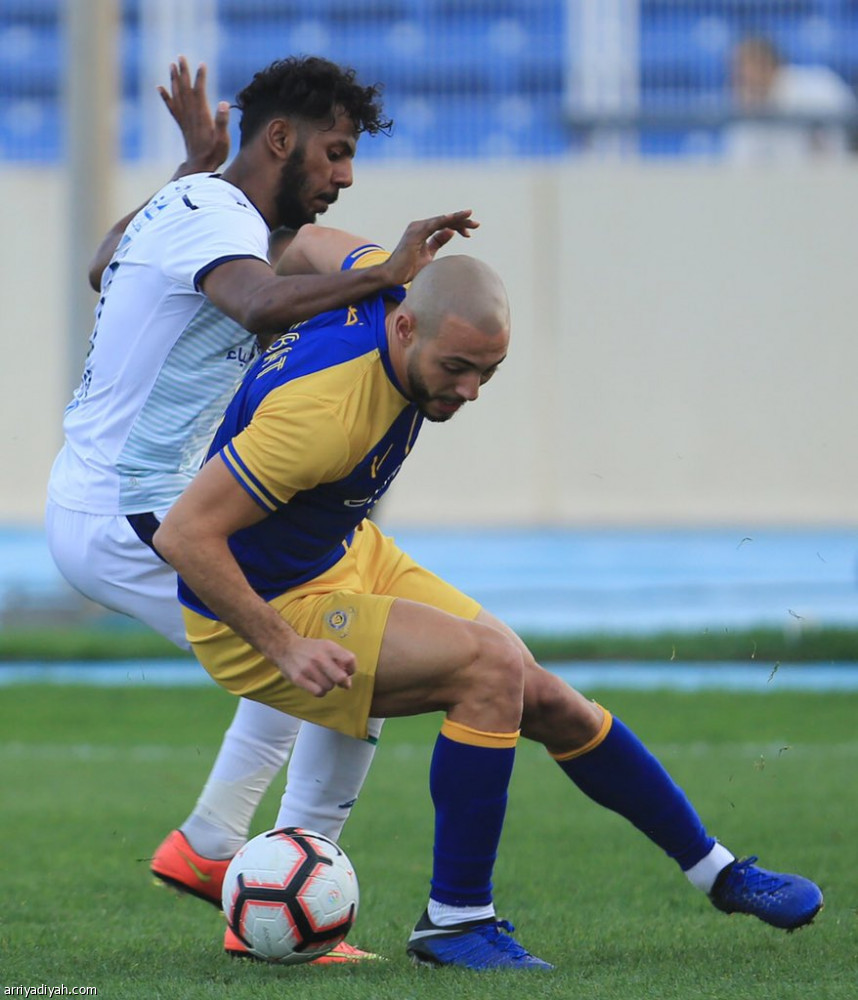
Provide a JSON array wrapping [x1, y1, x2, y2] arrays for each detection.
[[45, 55, 476, 963]]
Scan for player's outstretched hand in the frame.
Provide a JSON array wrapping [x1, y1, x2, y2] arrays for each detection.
[[158, 55, 230, 176], [276, 636, 356, 698], [384, 210, 480, 285]]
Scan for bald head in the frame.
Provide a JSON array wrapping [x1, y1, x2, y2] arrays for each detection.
[[388, 254, 510, 423], [404, 254, 510, 341]]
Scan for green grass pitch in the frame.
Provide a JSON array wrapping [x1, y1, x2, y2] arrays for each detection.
[[1, 683, 855, 999]]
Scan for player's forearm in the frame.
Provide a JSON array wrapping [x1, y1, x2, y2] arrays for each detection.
[[154, 524, 300, 662], [235, 265, 398, 336]]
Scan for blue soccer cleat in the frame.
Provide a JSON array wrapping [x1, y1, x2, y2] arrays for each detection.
[[709, 856, 823, 930], [406, 910, 553, 971]]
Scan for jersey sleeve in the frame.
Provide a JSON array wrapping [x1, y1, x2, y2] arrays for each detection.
[[342, 244, 407, 303], [146, 184, 270, 291], [218, 386, 351, 512], [343, 244, 390, 271]]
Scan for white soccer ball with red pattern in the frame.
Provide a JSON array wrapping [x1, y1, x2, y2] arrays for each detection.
[[221, 827, 359, 964]]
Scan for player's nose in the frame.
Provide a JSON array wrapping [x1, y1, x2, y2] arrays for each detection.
[[334, 161, 354, 188], [456, 374, 482, 401]]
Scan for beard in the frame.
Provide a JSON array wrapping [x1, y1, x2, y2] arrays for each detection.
[[274, 146, 316, 229], [405, 353, 462, 423]]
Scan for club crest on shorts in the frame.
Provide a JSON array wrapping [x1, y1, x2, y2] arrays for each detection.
[[325, 607, 355, 636]]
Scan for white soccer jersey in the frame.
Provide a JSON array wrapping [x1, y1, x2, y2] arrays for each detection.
[[48, 173, 270, 516]]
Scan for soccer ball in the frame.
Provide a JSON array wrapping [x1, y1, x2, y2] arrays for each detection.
[[221, 827, 359, 964]]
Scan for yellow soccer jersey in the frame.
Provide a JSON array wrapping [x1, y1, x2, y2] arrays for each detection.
[[178, 252, 419, 618]]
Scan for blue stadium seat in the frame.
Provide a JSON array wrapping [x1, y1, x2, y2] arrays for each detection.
[[423, 0, 557, 25], [4, 0, 855, 162], [766, 17, 838, 62], [216, 22, 324, 100], [391, 14, 563, 94], [640, 15, 730, 66], [0, 0, 59, 27], [217, 20, 518, 100], [638, 11, 732, 108], [638, 127, 721, 158], [218, 0, 410, 27], [645, 0, 820, 17], [0, 25, 62, 98], [376, 92, 570, 158], [831, 25, 858, 82], [120, 26, 142, 99], [0, 97, 61, 160]]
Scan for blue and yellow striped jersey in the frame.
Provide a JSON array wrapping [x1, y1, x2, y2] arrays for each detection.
[[178, 247, 420, 618]]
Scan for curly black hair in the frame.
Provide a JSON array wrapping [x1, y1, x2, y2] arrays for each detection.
[[235, 55, 393, 146]]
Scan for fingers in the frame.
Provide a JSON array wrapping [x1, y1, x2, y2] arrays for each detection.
[[175, 54, 192, 93], [385, 210, 481, 284], [422, 209, 479, 237], [290, 641, 356, 698], [402, 211, 478, 251], [426, 229, 455, 254], [158, 55, 231, 171], [193, 61, 208, 96], [162, 56, 209, 109], [160, 61, 183, 115], [213, 100, 230, 135], [319, 646, 355, 694], [305, 665, 353, 697]]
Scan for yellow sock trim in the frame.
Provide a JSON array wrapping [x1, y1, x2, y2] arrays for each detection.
[[550, 705, 613, 762], [441, 718, 520, 750]]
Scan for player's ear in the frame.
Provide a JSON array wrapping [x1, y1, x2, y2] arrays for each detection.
[[394, 310, 416, 347], [266, 118, 297, 160]]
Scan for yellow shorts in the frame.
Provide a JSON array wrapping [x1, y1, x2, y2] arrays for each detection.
[[183, 519, 481, 739]]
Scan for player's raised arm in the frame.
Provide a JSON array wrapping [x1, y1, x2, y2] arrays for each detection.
[[274, 214, 470, 279], [202, 210, 479, 335], [87, 56, 230, 290], [156, 58, 230, 179], [274, 225, 378, 276]]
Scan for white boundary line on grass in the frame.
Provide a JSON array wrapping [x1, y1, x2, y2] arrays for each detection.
[[2, 660, 858, 690], [4, 739, 858, 763]]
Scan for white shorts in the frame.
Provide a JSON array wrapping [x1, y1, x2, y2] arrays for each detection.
[[45, 500, 188, 650]]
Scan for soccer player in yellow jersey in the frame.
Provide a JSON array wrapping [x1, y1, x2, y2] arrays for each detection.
[[154, 227, 822, 971]]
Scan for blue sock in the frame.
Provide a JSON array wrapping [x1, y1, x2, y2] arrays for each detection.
[[428, 720, 518, 906], [555, 712, 714, 871]]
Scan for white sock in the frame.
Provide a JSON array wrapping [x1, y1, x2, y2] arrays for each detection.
[[684, 842, 735, 893], [182, 698, 298, 858], [428, 898, 496, 928], [275, 717, 384, 842]]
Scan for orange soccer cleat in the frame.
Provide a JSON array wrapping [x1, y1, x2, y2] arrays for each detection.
[[309, 940, 385, 965], [223, 926, 384, 964], [150, 829, 230, 908]]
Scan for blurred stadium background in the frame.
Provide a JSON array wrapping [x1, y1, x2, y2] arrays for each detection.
[[5, 0, 858, 162], [2, 0, 858, 634]]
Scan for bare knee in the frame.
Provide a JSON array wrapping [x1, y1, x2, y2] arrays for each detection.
[[448, 623, 525, 733], [521, 666, 604, 755]]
